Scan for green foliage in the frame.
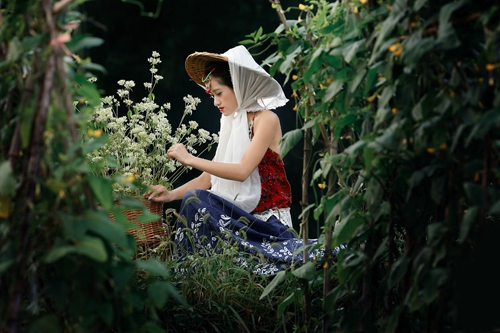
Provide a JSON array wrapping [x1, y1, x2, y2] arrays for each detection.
[[245, 0, 500, 331], [0, 1, 181, 331]]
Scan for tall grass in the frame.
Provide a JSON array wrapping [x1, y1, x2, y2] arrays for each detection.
[[134, 217, 318, 332]]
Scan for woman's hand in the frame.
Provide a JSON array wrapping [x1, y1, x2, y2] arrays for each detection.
[[144, 184, 174, 203], [167, 143, 192, 165]]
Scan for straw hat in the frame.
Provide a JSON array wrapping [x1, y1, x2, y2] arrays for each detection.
[[185, 51, 228, 86]]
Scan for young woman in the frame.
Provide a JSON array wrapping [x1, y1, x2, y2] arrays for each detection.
[[147, 45, 325, 275]]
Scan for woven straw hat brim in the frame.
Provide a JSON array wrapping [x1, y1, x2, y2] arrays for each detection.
[[185, 52, 228, 86]]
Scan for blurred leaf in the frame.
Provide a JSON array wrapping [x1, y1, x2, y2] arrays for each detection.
[[136, 259, 170, 277], [333, 213, 365, 247], [388, 257, 408, 288], [292, 261, 317, 281], [323, 79, 344, 102], [459, 206, 478, 244], [343, 39, 366, 64], [45, 236, 108, 263], [414, 0, 427, 11], [260, 270, 286, 300], [463, 182, 483, 206], [0, 161, 16, 197], [277, 293, 294, 319], [0, 259, 14, 275], [87, 175, 114, 210], [279, 129, 302, 159], [67, 35, 104, 53], [437, 0, 466, 49]]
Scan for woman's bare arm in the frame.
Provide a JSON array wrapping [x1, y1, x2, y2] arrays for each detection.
[[168, 110, 280, 182], [147, 171, 211, 202]]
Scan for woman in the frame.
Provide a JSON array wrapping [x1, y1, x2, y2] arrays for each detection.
[[147, 45, 325, 275]]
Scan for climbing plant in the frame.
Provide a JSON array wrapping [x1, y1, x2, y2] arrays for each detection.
[[0, 1, 184, 332], [248, 0, 500, 331]]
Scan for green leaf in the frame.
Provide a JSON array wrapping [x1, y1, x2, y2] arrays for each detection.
[[386, 305, 404, 333], [87, 175, 114, 210], [463, 182, 484, 207], [148, 281, 170, 308], [82, 133, 108, 154], [277, 293, 294, 319], [75, 73, 101, 106], [67, 36, 104, 53], [350, 68, 367, 93], [0, 259, 14, 275], [279, 129, 302, 159], [74, 236, 108, 262], [437, 0, 467, 49], [0, 162, 16, 197], [45, 236, 108, 263], [342, 39, 366, 64], [414, 0, 427, 11], [388, 257, 408, 288], [85, 211, 128, 248], [260, 270, 286, 300], [323, 79, 344, 102], [332, 214, 365, 247], [136, 259, 170, 277], [459, 206, 478, 244], [292, 261, 317, 281]]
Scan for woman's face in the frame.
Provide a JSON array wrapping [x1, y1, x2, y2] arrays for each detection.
[[208, 77, 238, 117]]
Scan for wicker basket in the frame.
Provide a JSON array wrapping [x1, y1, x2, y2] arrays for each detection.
[[110, 198, 167, 247]]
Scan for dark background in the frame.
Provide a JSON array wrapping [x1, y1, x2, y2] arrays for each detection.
[[81, 0, 313, 232]]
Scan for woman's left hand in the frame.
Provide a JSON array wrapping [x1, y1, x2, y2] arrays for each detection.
[[167, 143, 192, 165]]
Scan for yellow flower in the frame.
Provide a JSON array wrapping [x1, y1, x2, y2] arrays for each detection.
[[319, 83, 325, 89], [126, 175, 135, 183], [87, 129, 102, 138], [326, 78, 332, 84], [293, 105, 298, 111], [360, 0, 367, 3], [323, 262, 329, 269], [353, 7, 359, 14], [391, 108, 397, 114], [486, 63, 496, 71], [58, 190, 66, 199], [292, 90, 298, 97], [439, 142, 447, 150], [426, 147, 436, 154], [367, 95, 376, 102], [388, 42, 403, 57], [449, 90, 455, 97], [292, 74, 299, 81], [318, 183, 326, 189], [474, 173, 480, 182], [299, 3, 306, 10]]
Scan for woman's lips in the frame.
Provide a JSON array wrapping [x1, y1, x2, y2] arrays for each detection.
[[219, 107, 224, 112]]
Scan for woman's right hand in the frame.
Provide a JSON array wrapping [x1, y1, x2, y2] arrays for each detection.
[[145, 185, 174, 203]]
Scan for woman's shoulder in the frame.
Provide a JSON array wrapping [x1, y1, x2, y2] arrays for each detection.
[[256, 110, 279, 125]]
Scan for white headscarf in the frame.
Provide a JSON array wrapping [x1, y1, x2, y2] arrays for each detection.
[[208, 46, 288, 212]]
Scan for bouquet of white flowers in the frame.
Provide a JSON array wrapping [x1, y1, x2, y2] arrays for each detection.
[[84, 51, 218, 197]]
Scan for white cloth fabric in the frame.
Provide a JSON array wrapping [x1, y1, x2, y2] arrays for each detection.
[[208, 46, 288, 213], [253, 207, 293, 228]]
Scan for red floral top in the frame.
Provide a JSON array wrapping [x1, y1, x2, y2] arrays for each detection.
[[249, 114, 292, 213]]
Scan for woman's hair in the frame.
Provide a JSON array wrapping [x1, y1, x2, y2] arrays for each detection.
[[204, 61, 233, 89]]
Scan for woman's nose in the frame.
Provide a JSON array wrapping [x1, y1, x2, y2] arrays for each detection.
[[213, 96, 219, 106]]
